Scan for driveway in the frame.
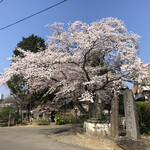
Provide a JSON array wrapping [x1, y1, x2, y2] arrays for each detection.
[[0, 126, 89, 150]]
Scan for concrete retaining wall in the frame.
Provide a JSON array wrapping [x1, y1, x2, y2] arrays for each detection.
[[84, 122, 111, 136]]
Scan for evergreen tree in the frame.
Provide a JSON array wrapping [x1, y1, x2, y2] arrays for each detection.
[[7, 34, 46, 122]]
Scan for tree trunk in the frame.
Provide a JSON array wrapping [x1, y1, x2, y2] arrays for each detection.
[[15, 102, 19, 124], [75, 102, 88, 117], [8, 113, 11, 127], [20, 103, 23, 123], [26, 103, 30, 122]]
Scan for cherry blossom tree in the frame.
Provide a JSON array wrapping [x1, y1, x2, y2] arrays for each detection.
[[0, 18, 150, 111], [36, 101, 63, 115]]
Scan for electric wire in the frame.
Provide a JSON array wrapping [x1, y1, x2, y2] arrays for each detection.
[[0, 0, 67, 31]]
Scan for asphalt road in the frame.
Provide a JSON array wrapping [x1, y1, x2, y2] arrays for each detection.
[[0, 126, 89, 150]]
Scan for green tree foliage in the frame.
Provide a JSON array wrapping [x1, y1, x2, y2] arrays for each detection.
[[13, 34, 46, 57], [7, 75, 28, 97], [29, 88, 55, 109], [0, 107, 16, 126], [136, 101, 150, 134], [8, 34, 46, 100], [7, 34, 46, 122], [7, 75, 28, 122]]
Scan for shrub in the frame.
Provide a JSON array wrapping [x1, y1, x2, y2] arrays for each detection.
[[37, 117, 50, 125], [54, 113, 84, 125], [136, 101, 150, 134], [54, 114, 65, 125], [15, 113, 22, 124], [0, 121, 7, 127]]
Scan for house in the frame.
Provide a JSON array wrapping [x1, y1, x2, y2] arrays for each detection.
[[0, 94, 4, 100], [133, 63, 150, 101], [0, 95, 17, 109], [133, 84, 150, 101]]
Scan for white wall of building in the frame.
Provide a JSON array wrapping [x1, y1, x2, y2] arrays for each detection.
[[0, 94, 4, 100]]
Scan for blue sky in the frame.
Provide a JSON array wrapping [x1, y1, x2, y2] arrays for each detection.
[[0, 0, 150, 97]]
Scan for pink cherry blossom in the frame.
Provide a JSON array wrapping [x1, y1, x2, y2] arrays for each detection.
[[0, 18, 150, 103]]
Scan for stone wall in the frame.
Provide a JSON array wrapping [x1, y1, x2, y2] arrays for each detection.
[[84, 122, 111, 136]]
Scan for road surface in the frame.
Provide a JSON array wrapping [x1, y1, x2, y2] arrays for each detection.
[[0, 126, 89, 150]]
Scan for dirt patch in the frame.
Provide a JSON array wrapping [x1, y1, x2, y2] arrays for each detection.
[[47, 125, 122, 150], [2, 122, 56, 128], [117, 137, 150, 150], [47, 124, 150, 150]]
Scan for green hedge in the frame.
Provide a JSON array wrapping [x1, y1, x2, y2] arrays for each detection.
[[136, 101, 150, 134]]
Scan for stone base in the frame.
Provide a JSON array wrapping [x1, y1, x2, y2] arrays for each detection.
[[84, 121, 111, 137]]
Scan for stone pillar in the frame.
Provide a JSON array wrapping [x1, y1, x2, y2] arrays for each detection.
[[123, 89, 140, 139], [110, 95, 119, 138]]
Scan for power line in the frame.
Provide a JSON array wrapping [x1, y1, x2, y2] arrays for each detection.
[[0, 0, 67, 31]]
